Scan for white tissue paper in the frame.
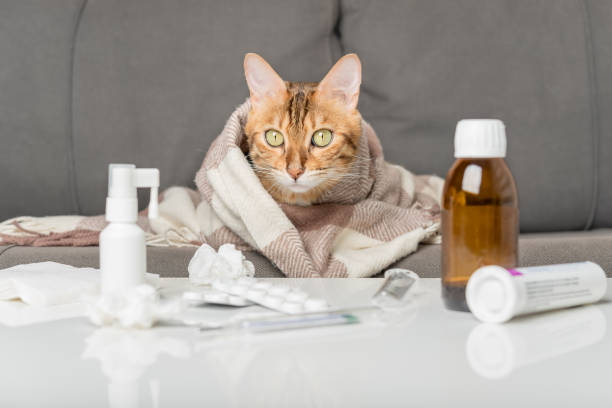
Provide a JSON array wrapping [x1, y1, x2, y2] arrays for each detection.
[[188, 243, 255, 284], [86, 285, 182, 329], [0, 261, 174, 328], [0, 262, 99, 306], [0, 301, 87, 327]]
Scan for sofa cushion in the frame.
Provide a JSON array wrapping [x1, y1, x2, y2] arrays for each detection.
[[0, 245, 284, 278], [588, 1, 612, 227], [338, 0, 611, 231], [1, 230, 610, 277], [0, 0, 85, 219], [72, 0, 341, 215], [390, 229, 612, 277]]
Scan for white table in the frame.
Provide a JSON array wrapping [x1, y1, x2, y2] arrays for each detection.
[[1, 278, 611, 407]]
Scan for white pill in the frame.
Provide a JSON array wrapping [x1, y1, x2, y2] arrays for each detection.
[[286, 291, 308, 303], [228, 295, 249, 306], [262, 295, 284, 309], [182, 291, 205, 301], [205, 292, 229, 303], [213, 280, 232, 292], [230, 284, 249, 297], [269, 285, 290, 296], [247, 288, 267, 302], [135, 285, 156, 297], [280, 301, 304, 314], [237, 277, 256, 286], [254, 281, 273, 290], [304, 298, 328, 312]]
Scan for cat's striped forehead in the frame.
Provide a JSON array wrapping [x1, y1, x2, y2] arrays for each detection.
[[284, 81, 318, 130], [245, 80, 361, 143]]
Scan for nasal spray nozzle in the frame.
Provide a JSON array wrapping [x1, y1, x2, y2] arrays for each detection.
[[106, 164, 160, 222], [100, 164, 160, 299]]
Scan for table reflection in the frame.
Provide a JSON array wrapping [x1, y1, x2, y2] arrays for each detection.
[[82, 327, 195, 408], [79, 304, 419, 408], [466, 305, 607, 379]]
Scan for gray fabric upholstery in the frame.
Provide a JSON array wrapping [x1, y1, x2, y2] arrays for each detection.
[[72, 0, 340, 215], [588, 1, 612, 227], [2, 230, 610, 278], [390, 229, 612, 278], [0, 0, 85, 219], [339, 0, 611, 232]]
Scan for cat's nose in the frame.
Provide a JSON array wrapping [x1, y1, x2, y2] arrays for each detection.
[[287, 168, 304, 181]]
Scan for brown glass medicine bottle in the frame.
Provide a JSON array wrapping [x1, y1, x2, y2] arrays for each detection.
[[442, 119, 519, 311]]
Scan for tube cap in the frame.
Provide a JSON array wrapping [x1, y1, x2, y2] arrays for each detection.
[[455, 119, 506, 158], [466, 265, 518, 323]]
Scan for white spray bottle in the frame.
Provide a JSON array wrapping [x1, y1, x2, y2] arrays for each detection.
[[100, 164, 159, 298]]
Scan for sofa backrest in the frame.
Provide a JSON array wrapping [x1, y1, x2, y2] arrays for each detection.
[[0, 0, 85, 218], [1, 0, 610, 232], [341, 0, 612, 232]]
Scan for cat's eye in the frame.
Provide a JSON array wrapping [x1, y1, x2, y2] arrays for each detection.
[[265, 129, 284, 147], [312, 129, 333, 147]]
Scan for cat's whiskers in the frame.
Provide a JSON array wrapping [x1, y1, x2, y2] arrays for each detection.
[[252, 164, 281, 179], [247, 138, 368, 203]]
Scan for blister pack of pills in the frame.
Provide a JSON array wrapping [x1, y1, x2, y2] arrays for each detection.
[[183, 289, 254, 307], [185, 277, 330, 315]]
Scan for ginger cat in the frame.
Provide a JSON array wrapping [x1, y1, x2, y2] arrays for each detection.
[[243, 53, 362, 206]]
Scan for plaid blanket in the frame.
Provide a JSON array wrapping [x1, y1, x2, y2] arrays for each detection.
[[0, 100, 442, 277]]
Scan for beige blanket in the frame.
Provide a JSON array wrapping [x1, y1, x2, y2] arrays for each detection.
[[0, 101, 443, 277]]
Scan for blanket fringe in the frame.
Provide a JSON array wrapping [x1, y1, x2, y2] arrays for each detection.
[[0, 218, 202, 249], [145, 228, 202, 248], [0, 220, 99, 247]]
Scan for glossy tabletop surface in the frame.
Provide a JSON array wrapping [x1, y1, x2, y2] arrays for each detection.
[[1, 278, 611, 407]]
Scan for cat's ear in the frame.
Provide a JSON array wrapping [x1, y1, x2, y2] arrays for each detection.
[[244, 53, 286, 106], [317, 54, 361, 110]]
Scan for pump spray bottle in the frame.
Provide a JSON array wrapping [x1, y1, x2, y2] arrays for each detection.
[[100, 164, 159, 298]]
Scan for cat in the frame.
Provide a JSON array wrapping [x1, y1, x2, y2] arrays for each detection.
[[243, 53, 362, 206]]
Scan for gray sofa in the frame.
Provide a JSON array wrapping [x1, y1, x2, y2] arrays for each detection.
[[1, 0, 611, 277]]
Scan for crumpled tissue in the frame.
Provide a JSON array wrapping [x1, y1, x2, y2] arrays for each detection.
[[188, 243, 255, 284], [86, 285, 182, 329]]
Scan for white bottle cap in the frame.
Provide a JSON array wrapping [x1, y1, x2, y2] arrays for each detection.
[[466, 265, 518, 323], [454, 119, 506, 158]]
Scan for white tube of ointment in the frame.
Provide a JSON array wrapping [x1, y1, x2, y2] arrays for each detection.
[[466, 262, 607, 323]]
